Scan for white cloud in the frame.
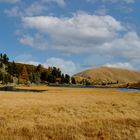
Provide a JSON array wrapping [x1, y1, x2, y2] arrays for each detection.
[[22, 13, 123, 32], [43, 57, 78, 75], [22, 13, 124, 53], [20, 13, 140, 64], [105, 62, 134, 70], [103, 32, 140, 62]]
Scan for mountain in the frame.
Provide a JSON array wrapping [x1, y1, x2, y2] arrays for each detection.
[[74, 67, 140, 85]]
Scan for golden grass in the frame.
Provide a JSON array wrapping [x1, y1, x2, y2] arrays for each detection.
[[0, 86, 140, 140]]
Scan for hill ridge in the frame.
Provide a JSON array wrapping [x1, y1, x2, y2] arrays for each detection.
[[74, 66, 140, 85]]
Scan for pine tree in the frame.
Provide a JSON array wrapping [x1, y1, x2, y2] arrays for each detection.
[[8, 61, 19, 77], [40, 71, 48, 81], [3, 54, 9, 64], [36, 64, 42, 72], [61, 74, 65, 84], [71, 77, 76, 84], [64, 74, 70, 84]]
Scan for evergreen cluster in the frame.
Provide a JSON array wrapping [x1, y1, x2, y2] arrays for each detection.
[[0, 53, 75, 85]]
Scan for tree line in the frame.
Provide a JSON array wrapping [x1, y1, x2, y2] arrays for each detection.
[[0, 53, 76, 85]]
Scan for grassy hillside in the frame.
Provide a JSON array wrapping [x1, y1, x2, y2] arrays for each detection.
[[0, 86, 140, 140], [74, 67, 140, 85], [15, 62, 46, 74]]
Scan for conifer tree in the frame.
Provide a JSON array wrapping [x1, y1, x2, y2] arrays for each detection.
[[71, 77, 76, 84], [8, 61, 19, 77]]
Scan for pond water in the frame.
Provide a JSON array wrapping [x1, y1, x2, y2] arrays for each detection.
[[117, 88, 140, 92], [0, 86, 47, 93], [0, 86, 139, 93], [49, 85, 111, 88], [49, 85, 140, 92]]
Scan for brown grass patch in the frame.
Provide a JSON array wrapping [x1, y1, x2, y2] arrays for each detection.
[[0, 86, 140, 140]]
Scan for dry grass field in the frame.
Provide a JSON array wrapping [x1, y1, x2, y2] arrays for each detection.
[[0, 86, 140, 140]]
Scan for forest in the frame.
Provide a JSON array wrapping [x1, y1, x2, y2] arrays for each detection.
[[0, 53, 75, 85]]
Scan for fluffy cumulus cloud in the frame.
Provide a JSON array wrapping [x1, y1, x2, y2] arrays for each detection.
[[103, 32, 140, 62], [21, 12, 140, 63], [22, 13, 124, 53]]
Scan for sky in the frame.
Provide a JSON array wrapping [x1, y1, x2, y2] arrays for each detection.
[[0, 0, 140, 75]]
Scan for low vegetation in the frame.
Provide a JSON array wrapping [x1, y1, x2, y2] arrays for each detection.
[[0, 87, 140, 140]]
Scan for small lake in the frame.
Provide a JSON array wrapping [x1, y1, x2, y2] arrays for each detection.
[[117, 88, 140, 92], [0, 86, 139, 93], [49, 85, 111, 88], [49, 85, 140, 92], [0, 86, 47, 93]]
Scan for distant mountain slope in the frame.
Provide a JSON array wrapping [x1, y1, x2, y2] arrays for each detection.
[[74, 67, 140, 84]]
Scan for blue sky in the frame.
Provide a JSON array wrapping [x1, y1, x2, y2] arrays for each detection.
[[0, 0, 140, 75]]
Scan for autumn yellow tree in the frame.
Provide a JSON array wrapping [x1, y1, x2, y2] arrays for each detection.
[[18, 65, 29, 84]]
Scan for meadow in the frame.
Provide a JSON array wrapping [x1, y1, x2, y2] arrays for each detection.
[[0, 86, 140, 140]]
